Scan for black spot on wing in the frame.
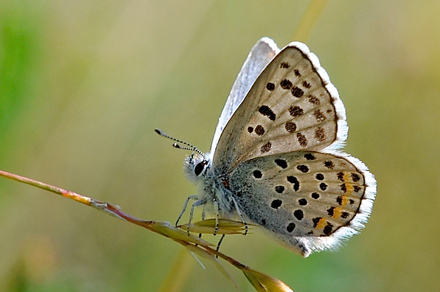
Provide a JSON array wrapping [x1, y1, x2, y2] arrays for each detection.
[[287, 176, 300, 191], [274, 159, 288, 169], [291, 87, 304, 98], [316, 173, 324, 180], [296, 165, 309, 173], [294, 209, 304, 220], [255, 125, 265, 136], [259, 105, 276, 121], [275, 186, 285, 193], [285, 121, 296, 133], [271, 199, 282, 209], [280, 79, 293, 90], [260, 142, 272, 153], [289, 106, 303, 117], [266, 82, 275, 91], [315, 127, 326, 142], [298, 198, 307, 206], [297, 133, 308, 147], [304, 153, 315, 160], [252, 170, 262, 179]]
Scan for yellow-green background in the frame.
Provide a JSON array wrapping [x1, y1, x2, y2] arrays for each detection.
[[0, 1, 438, 291]]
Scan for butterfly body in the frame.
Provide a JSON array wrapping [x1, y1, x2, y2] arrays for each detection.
[[184, 153, 236, 217], [175, 37, 376, 257]]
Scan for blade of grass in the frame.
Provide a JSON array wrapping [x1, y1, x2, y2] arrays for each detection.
[[293, 0, 329, 42], [158, 247, 195, 292]]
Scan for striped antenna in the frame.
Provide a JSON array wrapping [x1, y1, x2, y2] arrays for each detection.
[[154, 129, 204, 157]]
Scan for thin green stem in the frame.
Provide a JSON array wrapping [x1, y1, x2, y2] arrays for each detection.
[[0, 170, 91, 205], [293, 0, 329, 42], [158, 247, 195, 292]]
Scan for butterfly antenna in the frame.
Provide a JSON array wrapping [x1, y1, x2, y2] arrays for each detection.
[[154, 129, 204, 157]]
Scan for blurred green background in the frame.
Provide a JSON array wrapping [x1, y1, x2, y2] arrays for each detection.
[[1, 1, 439, 291]]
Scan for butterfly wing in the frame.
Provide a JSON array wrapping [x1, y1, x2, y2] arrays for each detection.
[[210, 38, 279, 157], [228, 151, 376, 257], [212, 42, 347, 174], [211, 41, 376, 256]]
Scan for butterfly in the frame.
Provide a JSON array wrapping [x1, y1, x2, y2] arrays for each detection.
[[156, 37, 376, 257]]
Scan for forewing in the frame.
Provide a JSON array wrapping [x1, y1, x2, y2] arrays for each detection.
[[228, 151, 376, 257], [210, 38, 279, 156], [212, 42, 347, 173]]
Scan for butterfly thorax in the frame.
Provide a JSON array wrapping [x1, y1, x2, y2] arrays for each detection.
[[184, 153, 236, 217]]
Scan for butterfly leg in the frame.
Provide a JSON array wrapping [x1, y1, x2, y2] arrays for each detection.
[[211, 199, 220, 235], [215, 234, 226, 258], [201, 205, 206, 220], [230, 196, 249, 235], [187, 197, 208, 234], [175, 194, 199, 228]]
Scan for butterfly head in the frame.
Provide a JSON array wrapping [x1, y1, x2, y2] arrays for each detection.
[[184, 152, 210, 182]]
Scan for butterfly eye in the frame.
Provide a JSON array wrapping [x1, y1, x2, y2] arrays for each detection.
[[194, 160, 208, 176]]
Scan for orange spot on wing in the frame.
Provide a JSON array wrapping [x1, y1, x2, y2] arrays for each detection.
[[341, 172, 355, 195], [340, 196, 349, 207], [345, 183, 354, 195], [316, 218, 327, 229], [333, 207, 343, 219]]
